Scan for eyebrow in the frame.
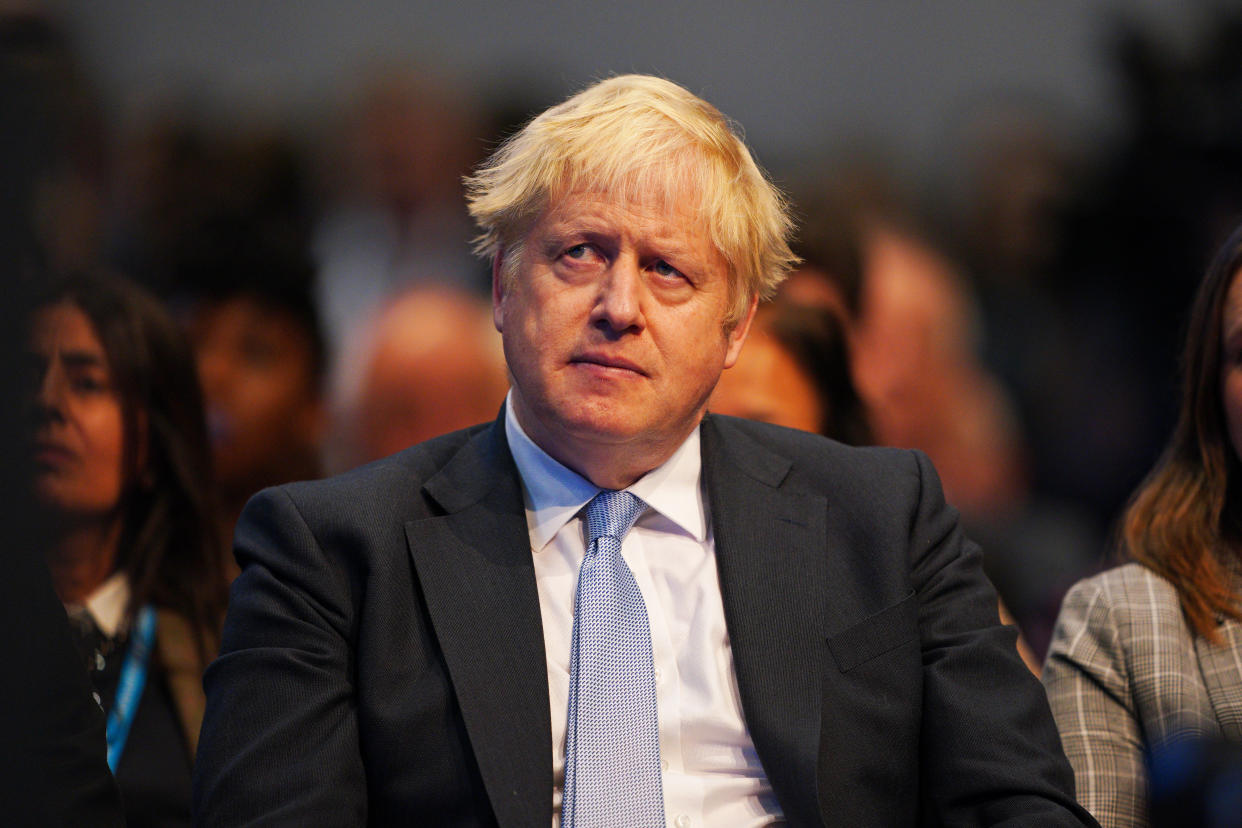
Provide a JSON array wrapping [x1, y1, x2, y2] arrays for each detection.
[[58, 350, 107, 369]]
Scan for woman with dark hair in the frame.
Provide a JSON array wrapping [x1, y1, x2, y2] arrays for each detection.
[[28, 270, 227, 826], [1043, 223, 1242, 827]]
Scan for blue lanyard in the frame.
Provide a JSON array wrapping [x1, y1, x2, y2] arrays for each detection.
[[105, 604, 157, 772]]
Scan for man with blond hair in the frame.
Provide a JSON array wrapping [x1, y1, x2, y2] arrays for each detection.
[[195, 75, 1094, 826]]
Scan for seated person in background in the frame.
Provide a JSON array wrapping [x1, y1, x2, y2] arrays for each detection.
[[323, 285, 508, 473], [29, 271, 228, 827], [709, 293, 871, 445], [180, 257, 326, 562], [195, 74, 1093, 826], [1043, 222, 1242, 828]]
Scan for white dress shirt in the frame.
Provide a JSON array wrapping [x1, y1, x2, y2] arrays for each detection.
[[505, 401, 785, 827], [67, 570, 130, 638]]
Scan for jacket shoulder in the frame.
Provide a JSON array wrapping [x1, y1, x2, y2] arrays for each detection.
[[704, 413, 926, 493], [1061, 563, 1182, 624]]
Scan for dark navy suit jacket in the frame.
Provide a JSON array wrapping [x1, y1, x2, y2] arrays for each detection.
[[193, 412, 1095, 826]]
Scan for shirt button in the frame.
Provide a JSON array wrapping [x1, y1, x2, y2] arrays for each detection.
[[653, 667, 662, 682], [674, 815, 691, 828], [660, 758, 669, 772]]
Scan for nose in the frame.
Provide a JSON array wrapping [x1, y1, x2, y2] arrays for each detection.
[[592, 257, 645, 336], [195, 341, 232, 404], [33, 362, 65, 423]]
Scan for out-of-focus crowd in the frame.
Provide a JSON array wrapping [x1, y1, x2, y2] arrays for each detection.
[[8, 5, 1242, 826]]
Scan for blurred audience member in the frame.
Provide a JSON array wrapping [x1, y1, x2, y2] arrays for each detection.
[[314, 67, 489, 365], [710, 295, 870, 445], [326, 286, 507, 473], [2, 26, 123, 807], [183, 279, 325, 569], [172, 214, 326, 555], [1043, 223, 1242, 828], [792, 169, 1101, 656], [28, 271, 228, 828], [852, 220, 1024, 515], [938, 91, 1165, 541]]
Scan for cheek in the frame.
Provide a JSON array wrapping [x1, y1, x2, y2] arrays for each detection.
[[92, 409, 129, 497], [47, 403, 128, 513], [79, 397, 127, 460]]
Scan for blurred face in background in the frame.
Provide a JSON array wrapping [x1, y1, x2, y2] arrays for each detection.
[[1219, 268, 1242, 462], [189, 295, 323, 495], [709, 326, 822, 434], [29, 302, 128, 521]]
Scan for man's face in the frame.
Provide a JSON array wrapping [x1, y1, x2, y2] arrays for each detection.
[[494, 189, 755, 486]]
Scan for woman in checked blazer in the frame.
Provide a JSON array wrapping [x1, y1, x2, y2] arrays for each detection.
[[1043, 223, 1242, 827]]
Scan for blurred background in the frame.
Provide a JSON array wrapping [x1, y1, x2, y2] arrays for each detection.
[[8, 0, 1242, 658]]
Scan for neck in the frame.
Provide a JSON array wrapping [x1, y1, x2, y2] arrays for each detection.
[[47, 517, 123, 606], [559, 444, 667, 490], [510, 395, 698, 490]]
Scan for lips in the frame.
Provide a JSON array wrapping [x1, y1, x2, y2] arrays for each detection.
[[33, 438, 75, 467], [569, 352, 648, 376]]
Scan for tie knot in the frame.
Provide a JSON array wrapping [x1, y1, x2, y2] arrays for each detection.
[[585, 490, 646, 545]]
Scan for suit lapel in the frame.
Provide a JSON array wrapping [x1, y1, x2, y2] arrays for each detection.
[[154, 609, 209, 761], [701, 417, 832, 827], [406, 417, 552, 827]]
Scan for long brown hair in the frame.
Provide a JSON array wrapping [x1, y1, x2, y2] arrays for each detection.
[[1123, 223, 1242, 642], [36, 271, 228, 658]]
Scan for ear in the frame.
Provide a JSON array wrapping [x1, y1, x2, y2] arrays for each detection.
[[722, 294, 759, 369], [491, 250, 506, 333]]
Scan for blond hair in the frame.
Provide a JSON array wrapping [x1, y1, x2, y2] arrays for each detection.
[[465, 74, 798, 325]]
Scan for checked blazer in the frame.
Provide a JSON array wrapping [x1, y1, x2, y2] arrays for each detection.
[[1043, 563, 1242, 828]]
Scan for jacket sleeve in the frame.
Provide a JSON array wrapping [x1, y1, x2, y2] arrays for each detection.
[[193, 486, 366, 826], [905, 449, 1098, 826], [1042, 575, 1149, 828]]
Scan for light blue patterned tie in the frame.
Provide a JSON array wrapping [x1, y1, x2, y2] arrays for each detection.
[[563, 490, 665, 828]]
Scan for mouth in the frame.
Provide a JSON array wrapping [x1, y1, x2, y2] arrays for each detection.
[[206, 406, 234, 448], [569, 352, 648, 377], [33, 440, 75, 467]]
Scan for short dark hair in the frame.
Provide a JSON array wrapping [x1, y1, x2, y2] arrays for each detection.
[[169, 212, 326, 388]]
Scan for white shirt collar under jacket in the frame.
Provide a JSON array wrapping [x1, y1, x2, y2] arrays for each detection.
[[504, 393, 708, 551]]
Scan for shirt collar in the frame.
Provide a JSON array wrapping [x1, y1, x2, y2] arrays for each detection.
[[504, 393, 708, 552], [72, 571, 130, 639]]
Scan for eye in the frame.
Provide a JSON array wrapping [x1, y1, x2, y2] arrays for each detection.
[[564, 243, 591, 259], [71, 373, 108, 393], [652, 260, 684, 280]]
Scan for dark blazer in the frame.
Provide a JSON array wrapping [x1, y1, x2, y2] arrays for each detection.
[[3, 549, 123, 827], [194, 413, 1094, 826]]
